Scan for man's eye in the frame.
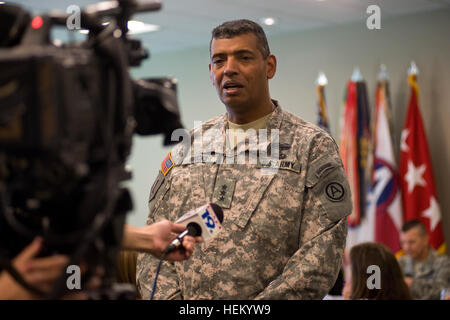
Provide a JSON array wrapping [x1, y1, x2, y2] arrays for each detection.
[[214, 59, 224, 65]]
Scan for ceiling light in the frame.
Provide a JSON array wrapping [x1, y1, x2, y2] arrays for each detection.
[[262, 17, 276, 26]]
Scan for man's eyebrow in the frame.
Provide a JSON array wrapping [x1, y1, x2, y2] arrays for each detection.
[[211, 49, 255, 60], [211, 52, 226, 60], [233, 49, 254, 55]]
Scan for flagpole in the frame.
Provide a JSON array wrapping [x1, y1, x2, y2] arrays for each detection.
[[315, 71, 330, 133]]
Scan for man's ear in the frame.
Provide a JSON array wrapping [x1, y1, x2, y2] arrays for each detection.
[[266, 54, 277, 79], [209, 63, 214, 85]]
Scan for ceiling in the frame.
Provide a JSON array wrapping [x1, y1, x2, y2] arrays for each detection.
[[5, 0, 450, 53]]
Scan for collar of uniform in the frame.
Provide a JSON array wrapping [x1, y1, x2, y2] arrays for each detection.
[[227, 100, 284, 156], [198, 115, 227, 161], [423, 248, 438, 264], [413, 248, 439, 276], [409, 247, 437, 268], [266, 99, 283, 132], [221, 99, 283, 132], [250, 100, 285, 157], [198, 100, 285, 161]]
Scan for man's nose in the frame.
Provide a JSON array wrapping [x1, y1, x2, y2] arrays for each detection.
[[224, 57, 238, 76]]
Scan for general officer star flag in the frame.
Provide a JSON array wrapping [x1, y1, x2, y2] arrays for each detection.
[[399, 70, 445, 253]]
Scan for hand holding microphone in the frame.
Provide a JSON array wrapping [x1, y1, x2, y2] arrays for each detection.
[[149, 204, 224, 300], [165, 203, 224, 254], [122, 221, 202, 261], [122, 204, 223, 262]]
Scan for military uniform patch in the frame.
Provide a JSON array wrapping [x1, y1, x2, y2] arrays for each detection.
[[325, 182, 345, 202], [161, 152, 175, 176]]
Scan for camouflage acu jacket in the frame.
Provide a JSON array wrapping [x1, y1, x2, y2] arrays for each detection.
[[136, 102, 352, 299], [399, 249, 450, 300]]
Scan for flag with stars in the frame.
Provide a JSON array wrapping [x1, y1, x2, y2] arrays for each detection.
[[399, 73, 445, 253]]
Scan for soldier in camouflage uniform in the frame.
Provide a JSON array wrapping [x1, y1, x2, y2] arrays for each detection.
[[399, 219, 450, 300], [136, 19, 352, 299]]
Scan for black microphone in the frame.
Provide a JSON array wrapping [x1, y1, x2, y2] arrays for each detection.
[[165, 203, 224, 254]]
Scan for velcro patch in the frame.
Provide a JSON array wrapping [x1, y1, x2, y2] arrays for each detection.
[[316, 162, 337, 179], [161, 152, 175, 176]]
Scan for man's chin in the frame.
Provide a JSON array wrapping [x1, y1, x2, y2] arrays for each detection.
[[220, 96, 247, 110]]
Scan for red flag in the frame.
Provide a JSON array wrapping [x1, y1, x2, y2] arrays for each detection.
[[399, 74, 445, 252], [339, 81, 360, 226]]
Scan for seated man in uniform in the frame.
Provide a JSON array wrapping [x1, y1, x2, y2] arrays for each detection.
[[399, 219, 450, 300]]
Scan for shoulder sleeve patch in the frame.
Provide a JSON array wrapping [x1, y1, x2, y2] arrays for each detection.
[[161, 152, 175, 176], [310, 165, 353, 222]]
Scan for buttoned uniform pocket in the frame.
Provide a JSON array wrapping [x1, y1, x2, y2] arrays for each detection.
[[230, 165, 303, 235], [245, 169, 304, 245], [231, 172, 276, 229]]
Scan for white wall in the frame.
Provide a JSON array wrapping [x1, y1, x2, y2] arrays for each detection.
[[125, 8, 450, 247]]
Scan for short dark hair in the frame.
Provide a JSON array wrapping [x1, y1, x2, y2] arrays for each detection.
[[210, 19, 271, 58], [402, 219, 427, 236]]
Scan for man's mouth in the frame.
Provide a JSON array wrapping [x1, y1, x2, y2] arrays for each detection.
[[222, 82, 244, 95]]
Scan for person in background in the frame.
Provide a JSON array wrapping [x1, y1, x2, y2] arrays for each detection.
[[344, 242, 412, 300], [398, 219, 450, 300]]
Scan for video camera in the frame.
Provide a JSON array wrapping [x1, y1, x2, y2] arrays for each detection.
[[0, 0, 183, 299]]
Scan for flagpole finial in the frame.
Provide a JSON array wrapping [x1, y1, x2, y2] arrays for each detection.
[[378, 64, 389, 81], [408, 61, 419, 76], [351, 67, 364, 82], [316, 71, 328, 86]]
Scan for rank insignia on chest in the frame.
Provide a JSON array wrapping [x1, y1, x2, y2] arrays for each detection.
[[161, 152, 175, 176], [212, 177, 236, 209]]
